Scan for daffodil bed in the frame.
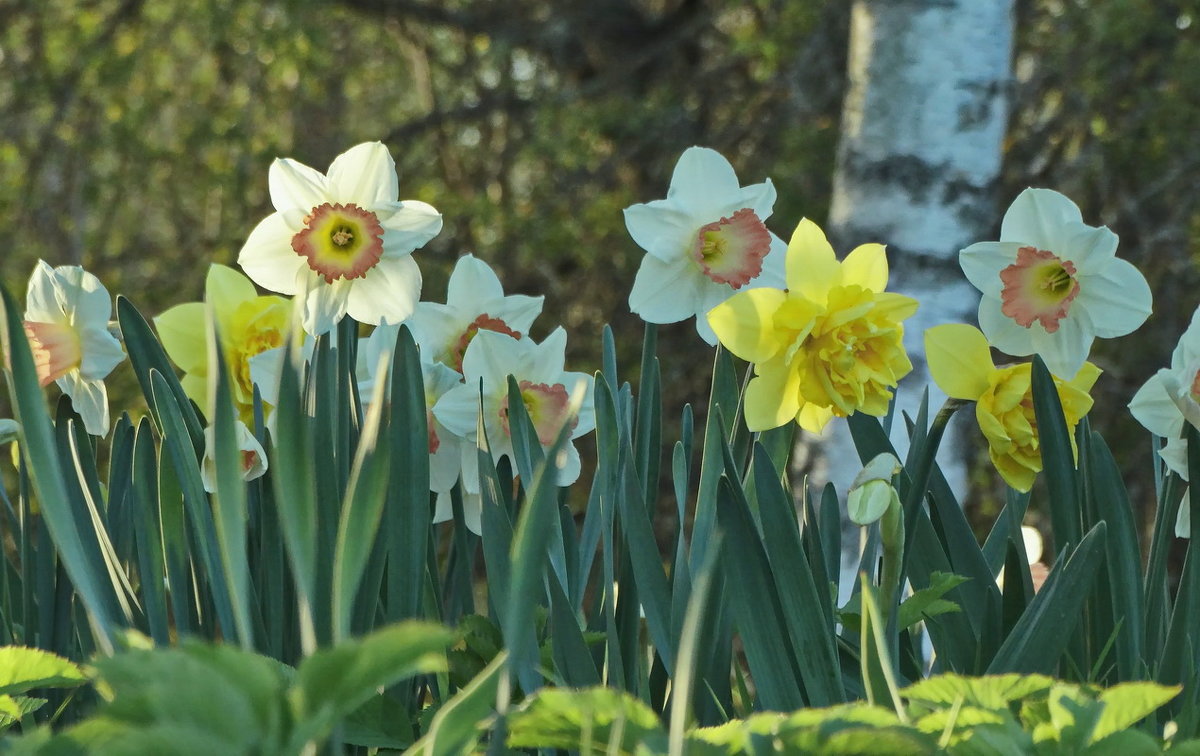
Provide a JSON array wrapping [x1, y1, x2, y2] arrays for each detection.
[[0, 144, 1196, 754]]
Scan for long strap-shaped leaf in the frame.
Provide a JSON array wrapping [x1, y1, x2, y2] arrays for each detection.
[[987, 522, 1108, 675], [0, 285, 122, 652]]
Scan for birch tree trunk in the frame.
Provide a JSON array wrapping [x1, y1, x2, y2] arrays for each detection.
[[812, 0, 1015, 589]]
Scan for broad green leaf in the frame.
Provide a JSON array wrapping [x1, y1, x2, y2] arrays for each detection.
[[88, 641, 290, 753], [1092, 682, 1180, 741], [0, 646, 86, 695], [412, 651, 506, 756], [902, 673, 1055, 709], [507, 687, 667, 755], [898, 573, 968, 630], [293, 621, 452, 746]]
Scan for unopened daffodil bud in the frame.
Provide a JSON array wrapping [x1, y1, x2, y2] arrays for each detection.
[[847, 452, 902, 526]]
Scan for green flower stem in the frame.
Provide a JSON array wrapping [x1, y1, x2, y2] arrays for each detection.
[[879, 497, 904, 629]]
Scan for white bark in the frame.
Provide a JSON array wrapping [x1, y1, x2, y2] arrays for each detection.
[[809, 0, 1015, 591]]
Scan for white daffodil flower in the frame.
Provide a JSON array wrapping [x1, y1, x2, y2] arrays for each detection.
[[22, 261, 125, 436], [237, 141, 443, 336], [960, 188, 1151, 378], [361, 325, 466, 525], [405, 253, 543, 374], [200, 420, 268, 494], [624, 146, 787, 345], [432, 329, 594, 533], [1129, 306, 1200, 537]]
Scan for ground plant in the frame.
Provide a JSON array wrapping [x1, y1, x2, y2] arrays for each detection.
[[0, 143, 1198, 754]]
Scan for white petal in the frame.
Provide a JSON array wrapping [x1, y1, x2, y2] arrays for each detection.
[[446, 254, 504, 304], [977, 296, 1035, 360], [58, 372, 109, 436], [959, 242, 1022, 298], [563, 372, 596, 436], [1076, 258, 1152, 338], [1129, 371, 1185, 439], [249, 346, 286, 407], [430, 434, 462, 493], [667, 147, 742, 214], [302, 276, 351, 336], [1062, 224, 1118, 269], [344, 255, 422, 326], [327, 142, 398, 206], [269, 157, 329, 213], [623, 200, 696, 263], [1162, 438, 1190, 480], [461, 493, 483, 535], [24, 260, 60, 321], [64, 267, 114, 326], [735, 178, 777, 222], [433, 491, 453, 524], [1000, 188, 1083, 250], [486, 295, 544, 336], [1030, 310, 1094, 379], [461, 330, 524, 385], [407, 303, 465, 363], [552, 441, 582, 487], [1175, 490, 1191, 538], [433, 384, 481, 439], [694, 281, 736, 346], [377, 200, 443, 254], [78, 328, 125, 381], [628, 255, 703, 324], [238, 212, 305, 295], [529, 328, 568, 380], [751, 233, 788, 290]]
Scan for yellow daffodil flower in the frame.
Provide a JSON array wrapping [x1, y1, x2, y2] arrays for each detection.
[[706, 218, 917, 433], [925, 323, 1100, 492], [155, 264, 289, 424]]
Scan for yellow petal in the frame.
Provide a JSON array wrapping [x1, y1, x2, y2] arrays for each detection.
[[205, 264, 257, 333], [796, 402, 835, 434], [743, 357, 801, 431], [155, 302, 207, 374], [924, 324, 994, 401], [707, 288, 790, 364], [1066, 361, 1102, 394], [841, 243, 888, 292], [785, 218, 839, 305]]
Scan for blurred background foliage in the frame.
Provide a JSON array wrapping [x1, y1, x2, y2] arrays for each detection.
[[0, 0, 1197, 531]]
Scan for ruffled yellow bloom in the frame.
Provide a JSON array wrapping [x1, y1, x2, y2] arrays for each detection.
[[155, 264, 290, 423], [706, 219, 917, 433], [925, 323, 1100, 492]]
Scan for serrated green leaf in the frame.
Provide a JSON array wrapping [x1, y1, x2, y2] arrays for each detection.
[[1092, 682, 1180, 741], [292, 622, 451, 749], [898, 573, 968, 630], [0, 646, 87, 695], [902, 673, 1055, 709], [507, 687, 667, 755]]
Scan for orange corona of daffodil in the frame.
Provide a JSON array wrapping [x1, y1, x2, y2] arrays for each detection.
[[925, 323, 1100, 492], [706, 218, 917, 433]]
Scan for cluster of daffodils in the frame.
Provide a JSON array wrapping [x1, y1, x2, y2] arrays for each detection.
[[930, 189, 1152, 492], [13, 139, 1195, 539]]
